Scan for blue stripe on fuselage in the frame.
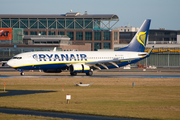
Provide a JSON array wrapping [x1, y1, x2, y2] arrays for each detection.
[[15, 63, 67, 70]]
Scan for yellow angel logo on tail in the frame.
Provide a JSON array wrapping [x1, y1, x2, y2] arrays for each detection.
[[137, 31, 146, 47]]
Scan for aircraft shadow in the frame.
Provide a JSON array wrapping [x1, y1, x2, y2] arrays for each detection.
[[0, 90, 55, 97]]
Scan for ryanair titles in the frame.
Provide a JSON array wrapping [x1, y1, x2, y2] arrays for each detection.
[[32, 54, 87, 61]]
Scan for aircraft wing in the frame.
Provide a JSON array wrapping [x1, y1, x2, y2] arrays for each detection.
[[86, 59, 122, 70]]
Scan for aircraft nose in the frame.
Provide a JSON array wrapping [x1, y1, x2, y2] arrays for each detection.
[[7, 59, 14, 67]]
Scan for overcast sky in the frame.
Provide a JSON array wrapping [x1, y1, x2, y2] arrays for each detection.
[[1, 0, 180, 30]]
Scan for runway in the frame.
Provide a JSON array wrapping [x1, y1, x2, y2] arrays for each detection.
[[1, 67, 180, 78], [1, 74, 180, 78]]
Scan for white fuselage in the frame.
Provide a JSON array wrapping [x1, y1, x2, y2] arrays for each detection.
[[7, 51, 145, 69]]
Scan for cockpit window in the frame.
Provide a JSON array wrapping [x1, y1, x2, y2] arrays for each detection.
[[13, 57, 22, 59]]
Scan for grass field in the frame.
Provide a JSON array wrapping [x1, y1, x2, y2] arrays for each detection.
[[0, 71, 180, 120]]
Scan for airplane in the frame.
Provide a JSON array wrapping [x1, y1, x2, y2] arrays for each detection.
[[7, 19, 154, 76]]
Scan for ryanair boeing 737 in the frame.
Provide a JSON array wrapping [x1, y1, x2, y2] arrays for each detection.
[[7, 19, 154, 76]]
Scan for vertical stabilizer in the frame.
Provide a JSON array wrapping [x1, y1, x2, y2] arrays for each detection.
[[116, 19, 151, 52]]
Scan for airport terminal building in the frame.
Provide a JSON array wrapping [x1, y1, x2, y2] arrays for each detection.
[[0, 11, 119, 51]]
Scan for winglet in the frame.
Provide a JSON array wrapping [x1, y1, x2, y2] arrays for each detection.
[[146, 46, 154, 57]]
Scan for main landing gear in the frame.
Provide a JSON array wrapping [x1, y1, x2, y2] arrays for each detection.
[[70, 70, 93, 76], [86, 70, 93, 76], [20, 72, 25, 76]]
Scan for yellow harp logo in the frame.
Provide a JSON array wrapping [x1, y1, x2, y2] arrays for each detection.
[[137, 31, 146, 47]]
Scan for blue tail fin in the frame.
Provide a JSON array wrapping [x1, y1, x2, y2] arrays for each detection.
[[116, 19, 151, 52]]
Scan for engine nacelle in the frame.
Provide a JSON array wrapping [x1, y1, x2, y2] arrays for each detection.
[[43, 69, 62, 73], [69, 64, 90, 73]]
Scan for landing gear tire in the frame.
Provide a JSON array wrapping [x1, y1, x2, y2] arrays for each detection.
[[20, 72, 25, 76], [86, 70, 93, 76], [70, 72, 77, 76]]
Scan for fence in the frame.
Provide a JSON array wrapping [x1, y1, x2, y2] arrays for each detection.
[[139, 53, 180, 68]]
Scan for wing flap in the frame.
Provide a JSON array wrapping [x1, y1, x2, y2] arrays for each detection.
[[87, 59, 122, 70]]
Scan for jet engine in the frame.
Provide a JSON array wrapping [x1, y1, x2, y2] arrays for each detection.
[[69, 64, 90, 73]]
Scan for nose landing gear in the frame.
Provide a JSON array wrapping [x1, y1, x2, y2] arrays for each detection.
[[17, 69, 24, 76]]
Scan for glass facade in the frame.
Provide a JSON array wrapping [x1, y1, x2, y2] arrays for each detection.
[[85, 19, 93, 29], [93, 20, 101, 29], [148, 30, 177, 44], [24, 31, 28, 35], [94, 31, 101, 41], [58, 31, 65, 35], [13, 28, 23, 43], [67, 31, 74, 40], [114, 32, 118, 40], [94, 42, 101, 51], [66, 19, 74, 29], [57, 19, 65, 29], [11, 19, 19, 28], [0, 16, 118, 50], [85, 32, 92, 41], [30, 31, 37, 35], [2, 19, 10, 28], [20, 19, 28, 29], [0, 18, 113, 30], [103, 31, 111, 41], [75, 19, 83, 29], [103, 43, 111, 49], [39, 19, 47, 29], [48, 31, 55, 35], [39, 31, 46, 35], [30, 19, 37, 29], [119, 32, 136, 43], [48, 19, 56, 29], [76, 32, 83, 41]]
